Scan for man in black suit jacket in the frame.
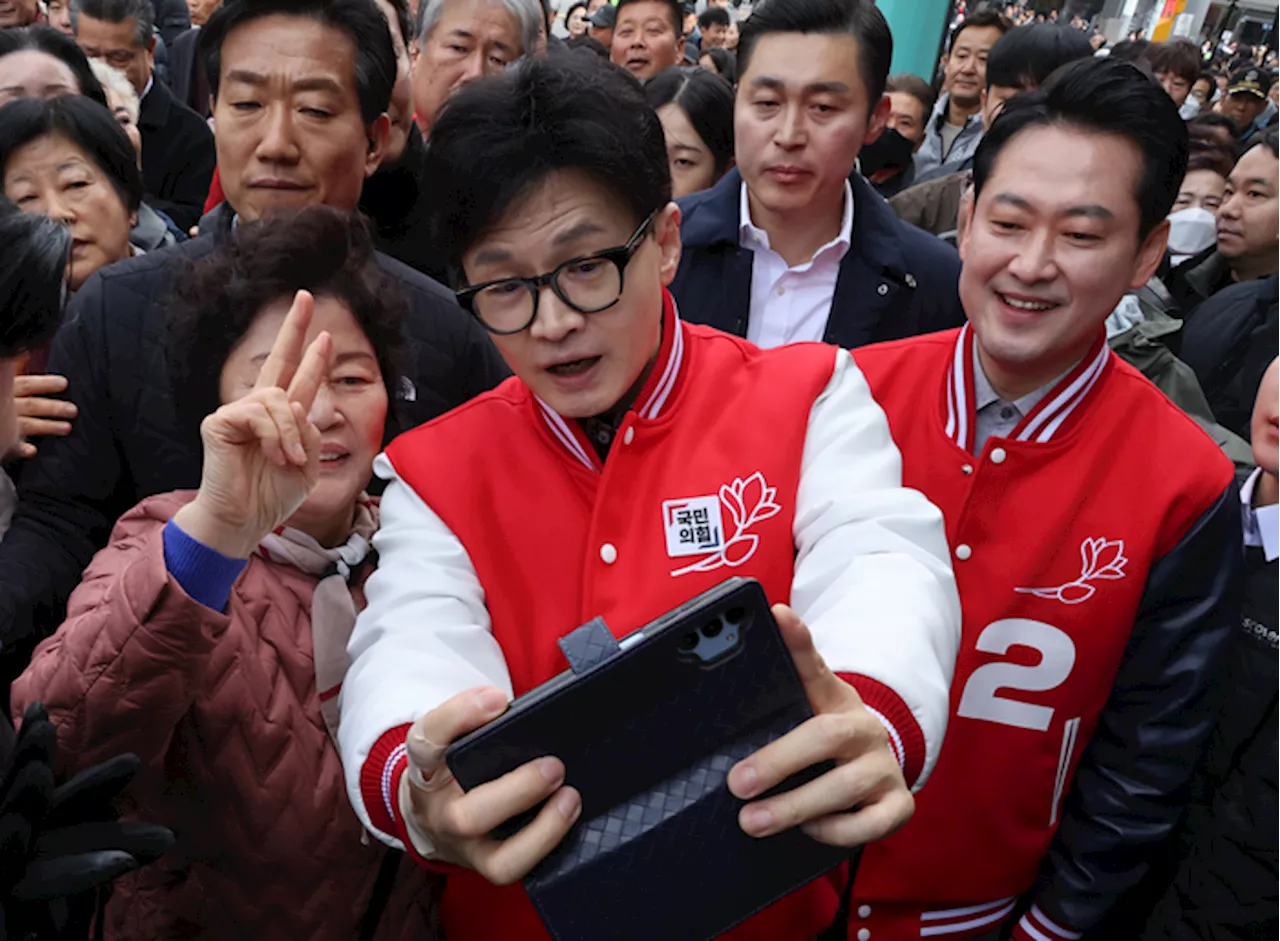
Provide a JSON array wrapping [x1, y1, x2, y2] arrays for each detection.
[[72, 0, 214, 230], [671, 0, 964, 349]]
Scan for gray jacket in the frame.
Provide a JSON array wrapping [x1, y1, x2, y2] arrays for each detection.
[[912, 93, 984, 179]]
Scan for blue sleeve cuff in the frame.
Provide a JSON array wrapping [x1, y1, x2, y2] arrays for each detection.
[[162, 518, 249, 613]]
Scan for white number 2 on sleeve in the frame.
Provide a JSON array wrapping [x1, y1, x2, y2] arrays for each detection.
[[956, 619, 1076, 731]]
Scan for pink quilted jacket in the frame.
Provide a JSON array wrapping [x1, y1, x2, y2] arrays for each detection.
[[12, 492, 438, 940]]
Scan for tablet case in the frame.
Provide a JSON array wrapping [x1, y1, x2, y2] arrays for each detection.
[[446, 578, 853, 941]]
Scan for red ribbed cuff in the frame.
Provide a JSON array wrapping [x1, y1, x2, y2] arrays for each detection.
[[359, 724, 412, 840], [1012, 905, 1082, 941], [837, 672, 925, 789]]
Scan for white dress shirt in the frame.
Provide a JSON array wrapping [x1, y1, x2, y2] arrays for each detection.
[[739, 180, 854, 349], [1240, 467, 1279, 562]]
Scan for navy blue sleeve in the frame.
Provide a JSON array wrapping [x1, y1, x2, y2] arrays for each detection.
[[162, 519, 248, 613]]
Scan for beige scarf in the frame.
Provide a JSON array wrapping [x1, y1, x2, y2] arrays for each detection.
[[255, 498, 379, 744]]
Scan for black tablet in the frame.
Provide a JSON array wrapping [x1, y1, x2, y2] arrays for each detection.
[[445, 577, 852, 941]]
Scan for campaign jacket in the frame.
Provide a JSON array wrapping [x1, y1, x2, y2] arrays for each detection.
[[847, 326, 1243, 940], [340, 292, 962, 941], [670, 169, 965, 350]]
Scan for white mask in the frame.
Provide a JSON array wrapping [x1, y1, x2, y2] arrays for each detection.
[[1178, 97, 1202, 120], [1166, 206, 1218, 264]]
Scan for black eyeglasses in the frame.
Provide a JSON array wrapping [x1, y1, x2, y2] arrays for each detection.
[[456, 212, 656, 336]]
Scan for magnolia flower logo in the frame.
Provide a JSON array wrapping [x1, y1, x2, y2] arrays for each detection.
[[1015, 537, 1128, 605], [670, 472, 781, 577]]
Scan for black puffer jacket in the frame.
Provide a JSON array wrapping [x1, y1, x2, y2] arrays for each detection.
[[1180, 275, 1279, 440], [1142, 476, 1277, 941], [0, 229, 508, 675]]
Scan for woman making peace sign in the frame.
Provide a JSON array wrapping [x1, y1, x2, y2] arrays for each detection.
[[12, 207, 435, 941]]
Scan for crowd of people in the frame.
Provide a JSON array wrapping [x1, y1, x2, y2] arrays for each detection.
[[0, 0, 1274, 939]]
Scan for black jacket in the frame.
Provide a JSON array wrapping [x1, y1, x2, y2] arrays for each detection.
[[1140, 476, 1276, 941], [1180, 275, 1279, 440], [138, 77, 215, 231], [167, 26, 210, 118], [0, 228, 509, 674], [357, 126, 450, 283], [150, 0, 191, 46], [1165, 248, 1236, 320], [670, 169, 965, 349]]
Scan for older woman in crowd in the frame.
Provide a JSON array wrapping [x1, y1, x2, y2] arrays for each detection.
[[0, 95, 141, 293], [12, 207, 435, 940], [0, 24, 108, 109]]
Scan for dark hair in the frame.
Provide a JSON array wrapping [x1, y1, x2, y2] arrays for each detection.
[[201, 0, 396, 125], [985, 23, 1094, 91], [948, 8, 1011, 53], [69, 0, 155, 47], [884, 72, 934, 116], [566, 1, 588, 23], [1189, 112, 1241, 152], [383, 0, 413, 47], [699, 45, 736, 84], [697, 6, 729, 30], [565, 33, 610, 60], [1249, 126, 1280, 161], [645, 67, 734, 176], [0, 95, 143, 212], [738, 0, 892, 105], [422, 54, 670, 279], [1142, 38, 1201, 85], [167, 206, 407, 437], [0, 25, 109, 108], [1184, 142, 1235, 179], [1108, 38, 1149, 63], [973, 57, 1188, 240], [616, 0, 681, 36], [0, 199, 70, 359]]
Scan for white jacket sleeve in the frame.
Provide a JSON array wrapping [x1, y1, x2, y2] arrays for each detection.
[[338, 454, 512, 846], [791, 349, 960, 790]]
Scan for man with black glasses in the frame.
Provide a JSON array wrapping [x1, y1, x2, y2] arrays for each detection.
[[339, 51, 961, 941]]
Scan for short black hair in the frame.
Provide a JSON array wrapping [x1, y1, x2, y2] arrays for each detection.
[[0, 94, 143, 213], [0, 199, 70, 359], [0, 25, 108, 108], [167, 206, 407, 439], [70, 0, 156, 48], [615, 0, 681, 36], [200, 0, 396, 125], [645, 66, 734, 176], [884, 73, 934, 116], [1108, 38, 1149, 63], [1188, 112, 1241, 158], [973, 57, 1188, 241], [948, 8, 1011, 53], [1142, 38, 1202, 85], [738, 0, 891, 105], [697, 6, 729, 30], [699, 45, 736, 84], [421, 54, 670, 280], [1255, 126, 1279, 159], [985, 23, 1094, 91], [565, 33, 610, 60]]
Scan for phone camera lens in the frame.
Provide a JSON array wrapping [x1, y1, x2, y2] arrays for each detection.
[[703, 620, 723, 638], [725, 606, 746, 625]]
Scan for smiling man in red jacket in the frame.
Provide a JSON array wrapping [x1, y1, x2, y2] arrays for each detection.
[[849, 58, 1244, 941], [338, 51, 961, 941]]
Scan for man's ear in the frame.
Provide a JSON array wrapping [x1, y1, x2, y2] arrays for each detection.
[[1130, 218, 1170, 291], [364, 114, 393, 177], [862, 94, 891, 147], [656, 201, 683, 287]]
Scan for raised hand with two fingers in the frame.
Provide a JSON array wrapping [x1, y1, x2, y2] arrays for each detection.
[[171, 290, 334, 560]]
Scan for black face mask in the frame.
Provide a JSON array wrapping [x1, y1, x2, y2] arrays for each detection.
[[858, 127, 916, 178]]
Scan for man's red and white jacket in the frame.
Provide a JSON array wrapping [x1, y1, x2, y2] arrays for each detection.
[[339, 293, 961, 941], [847, 326, 1243, 941]]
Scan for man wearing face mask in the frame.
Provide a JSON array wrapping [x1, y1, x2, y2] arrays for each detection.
[[859, 73, 931, 199], [1166, 146, 1235, 267], [891, 23, 1094, 241]]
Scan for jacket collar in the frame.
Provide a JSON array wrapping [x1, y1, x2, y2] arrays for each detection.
[[682, 167, 911, 280], [944, 323, 1111, 454], [535, 289, 686, 472], [138, 75, 171, 131]]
